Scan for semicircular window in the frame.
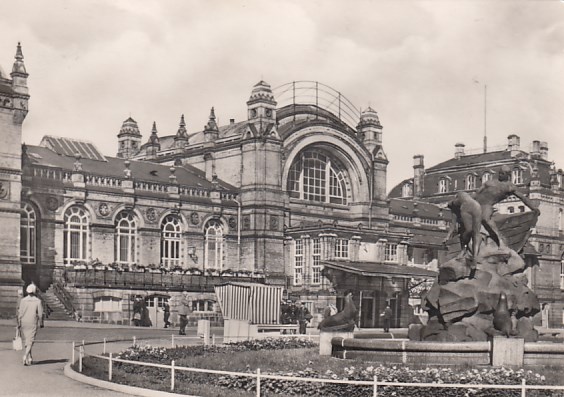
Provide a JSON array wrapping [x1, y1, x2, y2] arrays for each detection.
[[288, 150, 348, 205]]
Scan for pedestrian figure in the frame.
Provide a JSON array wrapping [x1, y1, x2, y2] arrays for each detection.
[[132, 296, 143, 326], [381, 303, 393, 333], [295, 301, 312, 335], [17, 284, 43, 366], [163, 299, 171, 328], [177, 291, 191, 336]]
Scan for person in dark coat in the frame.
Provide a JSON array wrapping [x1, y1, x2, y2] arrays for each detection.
[[163, 299, 171, 328], [132, 296, 143, 326], [381, 303, 393, 333], [295, 301, 312, 335]]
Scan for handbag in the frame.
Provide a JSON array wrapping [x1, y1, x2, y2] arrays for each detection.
[[13, 328, 22, 351]]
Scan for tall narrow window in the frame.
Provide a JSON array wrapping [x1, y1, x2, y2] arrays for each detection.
[[294, 239, 303, 286], [402, 183, 413, 198], [115, 211, 137, 266], [335, 239, 349, 259], [466, 174, 476, 190], [287, 150, 348, 205], [560, 259, 564, 290], [161, 215, 181, 268], [20, 203, 37, 264], [205, 220, 224, 270], [312, 238, 321, 285], [438, 178, 448, 193], [385, 243, 398, 262], [512, 168, 523, 184], [64, 206, 89, 264]]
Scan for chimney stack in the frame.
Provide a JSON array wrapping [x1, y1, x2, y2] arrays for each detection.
[[531, 140, 541, 158], [540, 141, 548, 160], [507, 134, 520, 156], [454, 143, 465, 160], [413, 155, 425, 198]]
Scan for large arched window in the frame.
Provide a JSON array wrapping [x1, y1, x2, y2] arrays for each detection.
[[115, 211, 137, 266], [205, 219, 224, 270], [161, 215, 182, 268], [438, 178, 449, 193], [466, 174, 476, 190], [64, 206, 89, 264], [20, 203, 37, 264], [287, 150, 348, 205]]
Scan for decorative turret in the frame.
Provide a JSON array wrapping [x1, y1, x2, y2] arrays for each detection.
[[10, 43, 29, 124], [246, 80, 278, 138], [204, 107, 219, 142], [357, 107, 382, 153], [174, 114, 189, 148], [144, 121, 160, 157], [117, 117, 142, 158], [413, 155, 425, 198]]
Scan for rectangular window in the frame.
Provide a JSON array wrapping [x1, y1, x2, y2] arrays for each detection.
[[561, 261, 564, 290], [294, 239, 303, 286], [94, 297, 122, 312], [385, 243, 398, 262], [312, 238, 321, 284], [439, 179, 448, 193], [335, 239, 349, 259]]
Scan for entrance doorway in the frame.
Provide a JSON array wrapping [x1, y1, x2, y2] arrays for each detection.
[[145, 295, 169, 328]]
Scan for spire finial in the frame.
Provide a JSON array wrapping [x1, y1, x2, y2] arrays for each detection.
[[15, 42, 23, 61], [209, 107, 216, 120], [180, 114, 186, 127]]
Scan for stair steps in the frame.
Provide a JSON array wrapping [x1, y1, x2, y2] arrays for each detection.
[[42, 288, 75, 321]]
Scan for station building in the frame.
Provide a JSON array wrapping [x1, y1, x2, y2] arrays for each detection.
[[0, 44, 441, 327]]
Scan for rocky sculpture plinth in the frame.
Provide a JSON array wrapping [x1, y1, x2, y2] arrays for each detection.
[[410, 212, 541, 343]]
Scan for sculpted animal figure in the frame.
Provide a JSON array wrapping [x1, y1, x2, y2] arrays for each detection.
[[318, 291, 358, 332], [444, 191, 482, 269], [493, 292, 513, 337]]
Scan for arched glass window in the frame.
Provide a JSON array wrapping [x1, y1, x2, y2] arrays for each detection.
[[20, 203, 37, 264], [161, 215, 181, 268], [482, 172, 491, 183], [512, 168, 523, 184], [287, 150, 348, 205], [64, 206, 89, 264], [115, 211, 137, 265], [205, 220, 223, 270], [466, 174, 476, 190]]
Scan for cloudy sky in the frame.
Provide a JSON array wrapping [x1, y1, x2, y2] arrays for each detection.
[[0, 0, 562, 191]]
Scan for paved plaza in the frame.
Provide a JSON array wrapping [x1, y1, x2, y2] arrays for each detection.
[[0, 319, 213, 397]]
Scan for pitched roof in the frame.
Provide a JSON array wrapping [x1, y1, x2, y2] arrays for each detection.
[[40, 136, 106, 162], [25, 143, 238, 191], [427, 150, 513, 171], [389, 198, 446, 219]]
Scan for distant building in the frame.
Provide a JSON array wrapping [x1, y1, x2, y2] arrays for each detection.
[[1, 45, 441, 328], [389, 136, 564, 328]]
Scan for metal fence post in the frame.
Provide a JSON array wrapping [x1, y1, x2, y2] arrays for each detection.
[[373, 375, 378, 397], [108, 353, 113, 381], [103, 337, 107, 354], [212, 334, 216, 346], [171, 334, 175, 348], [256, 368, 261, 397], [79, 345, 83, 373], [71, 341, 75, 364], [521, 378, 526, 397], [171, 360, 175, 392], [133, 336, 136, 346]]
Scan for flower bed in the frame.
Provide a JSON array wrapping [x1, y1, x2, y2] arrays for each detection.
[[78, 338, 560, 397]]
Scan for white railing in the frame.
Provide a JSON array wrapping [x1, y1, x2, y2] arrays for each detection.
[[71, 336, 564, 396]]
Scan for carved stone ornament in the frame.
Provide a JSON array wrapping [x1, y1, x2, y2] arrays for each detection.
[[98, 202, 111, 217], [270, 215, 279, 231], [242, 215, 251, 231], [46, 196, 59, 211], [145, 207, 157, 223], [190, 212, 200, 225], [228, 216, 237, 229], [0, 181, 8, 199]]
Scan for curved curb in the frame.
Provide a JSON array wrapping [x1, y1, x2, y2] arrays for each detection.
[[64, 363, 199, 397]]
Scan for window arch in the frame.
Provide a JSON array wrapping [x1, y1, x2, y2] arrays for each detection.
[[466, 174, 476, 190], [161, 215, 182, 268], [287, 150, 348, 205], [115, 211, 137, 266], [482, 172, 491, 183], [205, 219, 224, 270], [64, 206, 89, 264], [20, 203, 37, 264]]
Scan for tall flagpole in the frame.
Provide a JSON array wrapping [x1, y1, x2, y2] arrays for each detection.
[[483, 84, 487, 153]]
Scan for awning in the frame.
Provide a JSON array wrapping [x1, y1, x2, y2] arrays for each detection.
[[322, 260, 437, 279]]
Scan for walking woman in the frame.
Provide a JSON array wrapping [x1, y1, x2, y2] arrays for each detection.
[[17, 284, 43, 366]]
